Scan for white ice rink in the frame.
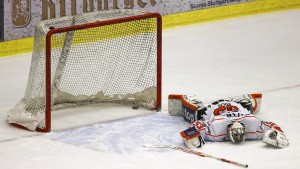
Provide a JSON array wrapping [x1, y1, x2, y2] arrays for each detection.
[[1, 9, 300, 169]]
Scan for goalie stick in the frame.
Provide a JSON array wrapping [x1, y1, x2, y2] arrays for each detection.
[[143, 144, 248, 168]]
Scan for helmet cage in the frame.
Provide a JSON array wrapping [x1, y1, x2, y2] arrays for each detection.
[[228, 122, 246, 143]]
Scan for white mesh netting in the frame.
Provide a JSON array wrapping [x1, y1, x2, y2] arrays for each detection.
[[7, 10, 160, 131]]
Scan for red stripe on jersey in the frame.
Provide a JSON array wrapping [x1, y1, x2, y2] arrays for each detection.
[[207, 131, 262, 138], [207, 133, 228, 137], [212, 118, 226, 122], [246, 131, 263, 134], [229, 115, 257, 121]]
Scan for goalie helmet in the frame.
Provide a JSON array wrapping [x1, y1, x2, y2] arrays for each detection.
[[228, 122, 246, 143]]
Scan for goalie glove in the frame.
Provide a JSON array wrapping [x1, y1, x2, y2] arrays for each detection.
[[183, 136, 205, 149], [263, 128, 289, 148], [180, 126, 205, 149]]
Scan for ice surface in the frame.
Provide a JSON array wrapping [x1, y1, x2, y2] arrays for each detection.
[[1, 9, 300, 169]]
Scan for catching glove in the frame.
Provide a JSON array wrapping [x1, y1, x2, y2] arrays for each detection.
[[183, 136, 205, 149], [180, 126, 205, 149], [263, 128, 289, 148]]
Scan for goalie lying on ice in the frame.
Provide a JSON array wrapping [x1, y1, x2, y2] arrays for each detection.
[[168, 94, 289, 149]]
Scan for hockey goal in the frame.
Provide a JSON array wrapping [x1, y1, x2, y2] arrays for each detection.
[[7, 10, 162, 132]]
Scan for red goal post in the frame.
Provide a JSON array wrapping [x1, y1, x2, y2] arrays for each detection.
[[7, 10, 162, 132]]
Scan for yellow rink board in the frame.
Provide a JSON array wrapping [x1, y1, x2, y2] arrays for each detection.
[[1, 0, 300, 57]]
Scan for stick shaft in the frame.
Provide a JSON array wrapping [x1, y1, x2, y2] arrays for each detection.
[[143, 144, 248, 168], [173, 146, 248, 168]]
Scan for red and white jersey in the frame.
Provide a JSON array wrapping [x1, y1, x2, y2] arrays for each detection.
[[184, 101, 283, 142], [201, 100, 252, 121]]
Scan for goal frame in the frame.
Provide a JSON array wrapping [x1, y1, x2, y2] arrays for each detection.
[[35, 12, 162, 132]]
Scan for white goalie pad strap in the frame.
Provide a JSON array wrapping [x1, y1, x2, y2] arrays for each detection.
[[7, 100, 44, 131], [263, 129, 289, 148]]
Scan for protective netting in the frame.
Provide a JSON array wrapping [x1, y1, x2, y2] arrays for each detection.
[[7, 10, 160, 131]]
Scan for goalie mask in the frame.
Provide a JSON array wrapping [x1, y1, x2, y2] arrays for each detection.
[[228, 122, 246, 144]]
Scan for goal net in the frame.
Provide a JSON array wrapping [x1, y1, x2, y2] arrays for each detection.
[[7, 10, 162, 132]]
